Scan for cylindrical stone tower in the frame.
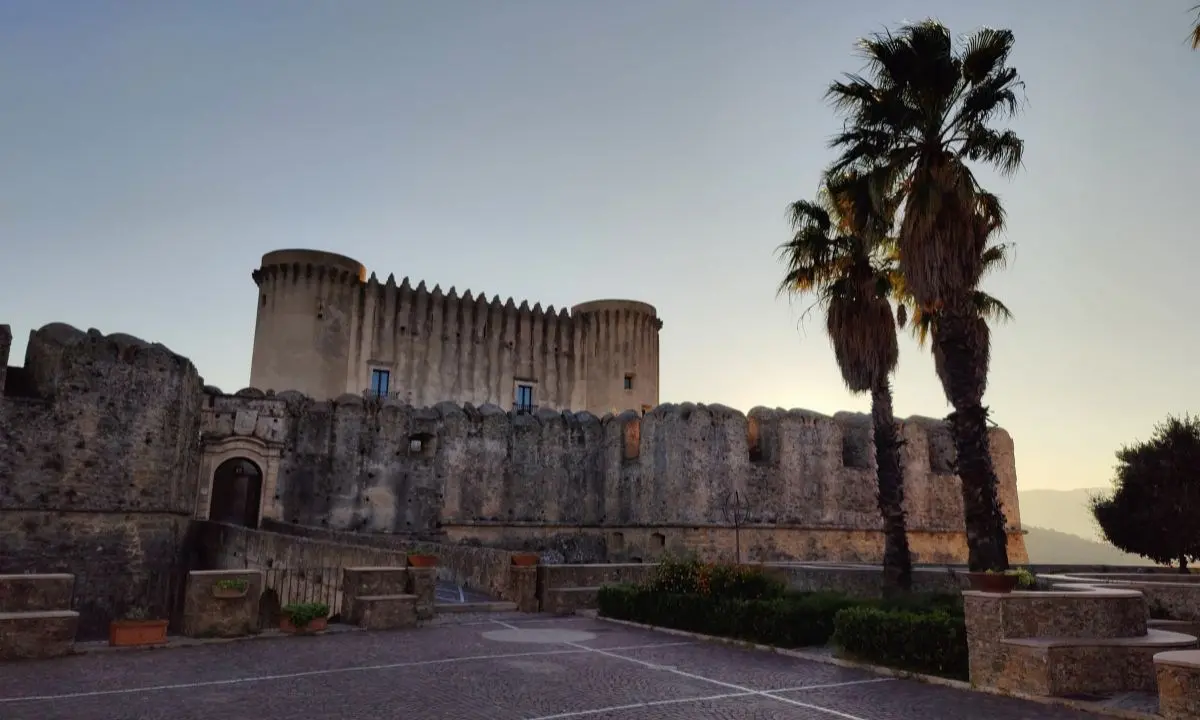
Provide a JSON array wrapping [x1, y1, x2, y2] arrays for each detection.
[[249, 249, 367, 399], [570, 299, 661, 415]]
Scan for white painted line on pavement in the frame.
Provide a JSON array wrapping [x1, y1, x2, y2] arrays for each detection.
[[0, 640, 694, 704], [522, 678, 893, 720], [563, 641, 886, 720]]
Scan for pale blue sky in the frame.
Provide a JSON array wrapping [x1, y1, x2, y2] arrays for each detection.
[[2, 1, 1198, 492]]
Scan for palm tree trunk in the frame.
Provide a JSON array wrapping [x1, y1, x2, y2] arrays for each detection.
[[871, 379, 912, 593], [932, 309, 1010, 572]]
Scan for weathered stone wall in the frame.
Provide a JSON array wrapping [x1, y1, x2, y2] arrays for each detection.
[[247, 249, 661, 415], [0, 323, 203, 638], [198, 392, 1028, 566]]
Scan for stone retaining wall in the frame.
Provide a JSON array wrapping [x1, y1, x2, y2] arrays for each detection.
[[261, 519, 516, 600]]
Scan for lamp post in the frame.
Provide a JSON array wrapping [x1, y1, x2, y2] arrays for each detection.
[[722, 490, 748, 565]]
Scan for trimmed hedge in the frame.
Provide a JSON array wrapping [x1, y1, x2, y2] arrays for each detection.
[[597, 558, 968, 679], [598, 584, 858, 647], [832, 606, 969, 680]]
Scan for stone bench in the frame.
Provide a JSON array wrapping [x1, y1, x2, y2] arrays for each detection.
[[996, 629, 1197, 695], [1155, 649, 1200, 720], [0, 574, 74, 613], [0, 610, 80, 661], [352, 594, 417, 630], [544, 587, 600, 615], [343, 567, 435, 623]]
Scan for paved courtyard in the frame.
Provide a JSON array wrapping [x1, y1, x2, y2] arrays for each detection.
[[0, 613, 1114, 720]]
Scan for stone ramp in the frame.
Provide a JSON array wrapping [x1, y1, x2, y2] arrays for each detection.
[[435, 580, 497, 605]]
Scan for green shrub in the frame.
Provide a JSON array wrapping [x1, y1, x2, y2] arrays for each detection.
[[872, 591, 964, 617], [282, 602, 330, 628], [643, 557, 787, 600], [832, 606, 969, 680], [597, 584, 855, 647]]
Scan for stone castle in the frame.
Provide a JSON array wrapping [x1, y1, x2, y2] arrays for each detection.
[[249, 249, 661, 416], [0, 249, 1028, 631]]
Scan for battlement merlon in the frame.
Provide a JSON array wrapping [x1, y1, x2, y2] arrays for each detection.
[[251, 249, 367, 287]]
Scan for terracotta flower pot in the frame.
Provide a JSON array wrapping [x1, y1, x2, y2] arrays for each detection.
[[407, 554, 437, 568], [280, 616, 328, 634], [966, 572, 1020, 594], [109, 619, 169, 647], [511, 554, 539, 567]]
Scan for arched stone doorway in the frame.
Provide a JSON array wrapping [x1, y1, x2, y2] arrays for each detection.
[[209, 458, 263, 528]]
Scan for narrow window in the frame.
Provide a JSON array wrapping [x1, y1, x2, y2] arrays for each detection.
[[623, 374, 634, 391], [514, 383, 535, 414], [370, 369, 390, 398]]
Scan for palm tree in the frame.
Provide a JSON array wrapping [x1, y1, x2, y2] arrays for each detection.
[[1191, 5, 1200, 49], [893, 240, 1015, 349], [778, 170, 913, 593], [825, 20, 1025, 571]]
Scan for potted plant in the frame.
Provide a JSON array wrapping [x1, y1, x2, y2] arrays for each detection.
[[406, 551, 437, 568], [965, 568, 1030, 594], [511, 553, 539, 567], [212, 578, 249, 599], [280, 602, 330, 634], [109, 606, 169, 647]]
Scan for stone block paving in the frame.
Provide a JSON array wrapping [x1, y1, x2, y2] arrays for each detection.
[[0, 613, 1116, 720]]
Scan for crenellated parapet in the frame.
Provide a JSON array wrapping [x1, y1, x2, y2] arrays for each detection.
[[248, 248, 660, 415]]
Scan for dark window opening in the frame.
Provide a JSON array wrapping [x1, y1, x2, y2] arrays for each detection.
[[370, 368, 390, 398], [514, 383, 535, 414], [623, 374, 634, 391]]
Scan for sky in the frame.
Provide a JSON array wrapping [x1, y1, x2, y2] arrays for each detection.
[[2, 0, 1198, 493]]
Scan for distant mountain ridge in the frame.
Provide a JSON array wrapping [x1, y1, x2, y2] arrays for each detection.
[[1016, 487, 1157, 567], [1021, 525, 1154, 566], [1018, 488, 1107, 543]]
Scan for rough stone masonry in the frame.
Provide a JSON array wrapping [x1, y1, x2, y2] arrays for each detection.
[[0, 321, 1028, 635]]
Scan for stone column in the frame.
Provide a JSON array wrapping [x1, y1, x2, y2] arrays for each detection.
[[508, 566, 538, 612], [406, 567, 436, 620], [183, 570, 263, 638]]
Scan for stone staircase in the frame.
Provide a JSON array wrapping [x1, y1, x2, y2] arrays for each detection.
[[966, 582, 1197, 697], [0, 574, 80, 661], [342, 567, 422, 630]]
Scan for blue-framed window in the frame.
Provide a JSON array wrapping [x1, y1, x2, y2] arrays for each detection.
[[515, 383, 535, 414], [370, 369, 390, 398]]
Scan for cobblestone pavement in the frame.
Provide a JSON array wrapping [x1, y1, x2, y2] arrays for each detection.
[[0, 614, 1116, 720]]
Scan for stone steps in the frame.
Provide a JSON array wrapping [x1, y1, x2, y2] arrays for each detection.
[[999, 629, 1198, 696], [0, 575, 79, 661], [1150, 618, 1200, 638], [434, 601, 518, 614], [1154, 649, 1200, 720]]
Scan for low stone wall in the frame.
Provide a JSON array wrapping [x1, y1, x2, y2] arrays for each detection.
[[261, 519, 517, 600], [182, 570, 263, 638], [195, 521, 409, 618], [1043, 572, 1200, 622], [0, 573, 79, 661], [534, 561, 969, 611], [768, 563, 965, 598]]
